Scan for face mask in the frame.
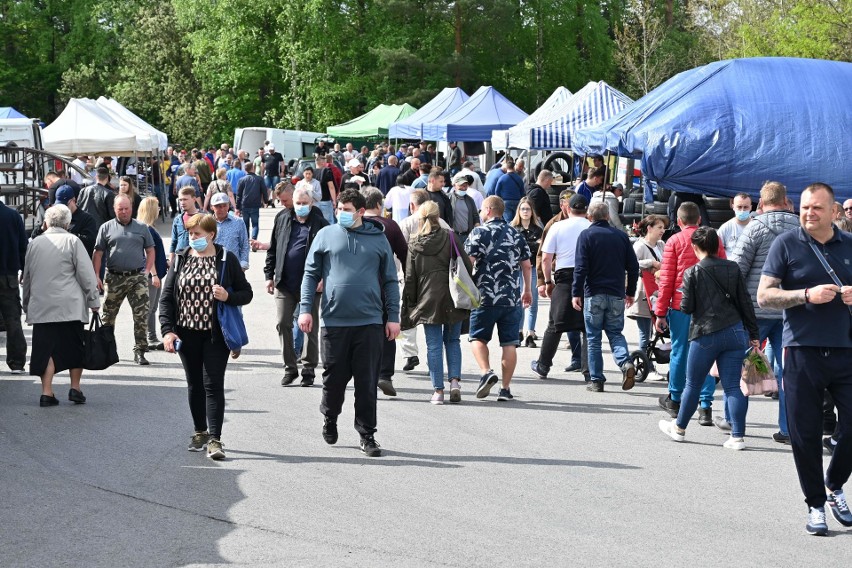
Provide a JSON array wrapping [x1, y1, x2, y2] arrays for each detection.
[[338, 211, 356, 228], [189, 237, 208, 252], [294, 204, 311, 217], [735, 211, 750, 222], [456, 190, 467, 197]]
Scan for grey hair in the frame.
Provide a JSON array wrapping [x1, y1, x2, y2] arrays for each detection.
[[588, 202, 610, 221], [292, 187, 314, 203], [538, 169, 554, 182], [45, 204, 72, 229], [359, 186, 384, 210]]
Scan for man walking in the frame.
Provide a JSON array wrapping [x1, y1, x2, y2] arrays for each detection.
[[572, 202, 639, 392], [298, 189, 400, 457], [526, 169, 555, 226], [758, 182, 852, 536], [447, 141, 462, 176], [76, 167, 115, 227], [0, 198, 28, 373], [493, 157, 525, 222], [236, 163, 267, 240], [211, 192, 250, 270], [93, 195, 156, 365], [169, 187, 200, 266]]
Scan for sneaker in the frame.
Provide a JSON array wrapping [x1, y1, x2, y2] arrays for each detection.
[[827, 489, 852, 527], [378, 378, 397, 397], [772, 432, 791, 444], [449, 379, 461, 403], [322, 417, 338, 445], [723, 437, 746, 451], [475, 371, 499, 399], [713, 415, 732, 432], [134, 352, 150, 366], [359, 435, 382, 457], [698, 407, 713, 426], [68, 388, 86, 404], [188, 431, 210, 452], [587, 381, 604, 392], [402, 356, 419, 371], [530, 360, 549, 380], [621, 363, 636, 391], [658, 394, 680, 418], [564, 363, 581, 373], [824, 437, 837, 456], [430, 391, 444, 405], [496, 388, 514, 401], [207, 438, 225, 460], [10, 368, 24, 375], [650, 371, 668, 382], [806, 506, 828, 536], [39, 394, 59, 407], [659, 419, 685, 442], [300, 376, 314, 387], [281, 373, 298, 386]]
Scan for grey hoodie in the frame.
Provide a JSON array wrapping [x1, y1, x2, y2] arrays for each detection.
[[300, 217, 400, 327]]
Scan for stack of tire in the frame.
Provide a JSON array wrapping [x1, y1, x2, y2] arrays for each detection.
[[703, 196, 734, 229], [541, 152, 573, 217]]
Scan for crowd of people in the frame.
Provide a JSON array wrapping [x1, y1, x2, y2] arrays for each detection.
[[1, 140, 851, 535]]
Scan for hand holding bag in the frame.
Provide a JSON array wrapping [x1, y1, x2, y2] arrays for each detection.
[[217, 253, 249, 351], [448, 232, 480, 310], [83, 312, 120, 370], [740, 347, 778, 397]]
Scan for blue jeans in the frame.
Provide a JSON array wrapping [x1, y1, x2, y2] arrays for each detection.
[[293, 318, 304, 355], [568, 331, 581, 367], [264, 175, 280, 191], [242, 207, 260, 239], [635, 316, 652, 351], [423, 322, 463, 390], [503, 199, 519, 223], [316, 200, 336, 225], [668, 309, 715, 407], [677, 323, 750, 437], [519, 270, 538, 333], [583, 294, 630, 382]]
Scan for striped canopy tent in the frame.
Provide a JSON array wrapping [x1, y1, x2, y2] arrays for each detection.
[[388, 88, 469, 140], [490, 86, 572, 150], [528, 81, 633, 150]]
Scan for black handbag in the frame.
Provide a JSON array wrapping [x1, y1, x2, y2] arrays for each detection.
[[83, 313, 120, 370]]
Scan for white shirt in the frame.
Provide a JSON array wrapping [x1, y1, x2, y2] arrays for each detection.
[[464, 188, 483, 210], [458, 167, 485, 196], [384, 185, 413, 223], [296, 178, 322, 203], [717, 217, 749, 253], [590, 190, 621, 229], [541, 216, 591, 270], [70, 158, 87, 184]]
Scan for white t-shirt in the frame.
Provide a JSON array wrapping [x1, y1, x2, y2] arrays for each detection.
[[384, 185, 413, 223], [458, 167, 485, 196], [541, 216, 591, 270], [717, 217, 749, 252], [467, 188, 484, 210], [70, 158, 87, 184]]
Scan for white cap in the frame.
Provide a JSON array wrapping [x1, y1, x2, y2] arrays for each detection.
[[268, 144, 275, 150], [211, 192, 230, 206], [347, 158, 362, 169]]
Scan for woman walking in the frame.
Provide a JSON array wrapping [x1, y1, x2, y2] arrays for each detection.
[[659, 227, 759, 450], [118, 175, 143, 218], [203, 168, 236, 212], [401, 202, 473, 404], [511, 197, 543, 347], [22, 205, 100, 406], [137, 197, 167, 349], [627, 215, 667, 350], [159, 213, 252, 460]]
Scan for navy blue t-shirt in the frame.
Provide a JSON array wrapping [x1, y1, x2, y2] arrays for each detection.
[[282, 221, 311, 295], [762, 226, 852, 348]]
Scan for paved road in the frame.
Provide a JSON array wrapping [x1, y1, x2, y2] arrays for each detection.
[[1, 208, 845, 566]]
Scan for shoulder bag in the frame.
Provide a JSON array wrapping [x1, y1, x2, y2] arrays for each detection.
[[217, 253, 249, 350], [448, 231, 480, 310]]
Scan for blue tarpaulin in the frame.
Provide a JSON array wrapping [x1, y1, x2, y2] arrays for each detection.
[[421, 86, 528, 142], [389, 88, 469, 139], [572, 57, 852, 201], [0, 107, 27, 119]]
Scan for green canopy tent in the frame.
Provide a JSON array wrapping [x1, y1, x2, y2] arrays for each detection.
[[326, 103, 417, 140]]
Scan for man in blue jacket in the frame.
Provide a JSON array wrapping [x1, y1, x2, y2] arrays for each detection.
[[572, 202, 640, 392], [298, 189, 400, 457], [235, 163, 268, 240]]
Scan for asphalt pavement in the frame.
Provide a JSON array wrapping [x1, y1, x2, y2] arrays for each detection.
[[1, 207, 846, 566]]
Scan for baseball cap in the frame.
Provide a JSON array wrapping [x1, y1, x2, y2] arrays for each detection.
[[569, 193, 588, 211], [347, 158, 362, 169], [54, 185, 75, 205], [210, 192, 230, 206], [268, 143, 275, 150], [452, 172, 472, 185]]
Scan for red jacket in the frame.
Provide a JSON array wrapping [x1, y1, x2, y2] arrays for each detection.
[[654, 225, 726, 315]]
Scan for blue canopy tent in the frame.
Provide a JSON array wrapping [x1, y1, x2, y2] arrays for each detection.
[[388, 88, 469, 139], [422, 86, 528, 142], [0, 107, 27, 119], [490, 86, 572, 150], [572, 58, 852, 201]]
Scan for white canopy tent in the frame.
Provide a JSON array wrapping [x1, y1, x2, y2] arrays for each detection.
[[97, 97, 168, 152], [43, 98, 141, 157]]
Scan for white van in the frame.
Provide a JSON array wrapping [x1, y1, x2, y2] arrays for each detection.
[[233, 127, 326, 163], [0, 118, 43, 149]]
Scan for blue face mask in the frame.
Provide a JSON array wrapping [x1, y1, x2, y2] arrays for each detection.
[[735, 210, 751, 222], [338, 211, 356, 228], [189, 237, 209, 252], [294, 204, 311, 218], [456, 190, 467, 197]]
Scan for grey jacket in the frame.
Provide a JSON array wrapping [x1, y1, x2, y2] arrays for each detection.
[[22, 228, 100, 324], [729, 210, 800, 319]]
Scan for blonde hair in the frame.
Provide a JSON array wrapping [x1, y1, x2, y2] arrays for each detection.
[[417, 201, 441, 236], [137, 196, 160, 226], [185, 213, 217, 238], [510, 197, 542, 229]]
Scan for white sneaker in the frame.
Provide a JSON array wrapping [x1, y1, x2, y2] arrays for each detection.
[[723, 437, 746, 450], [650, 371, 668, 382], [659, 419, 685, 442]]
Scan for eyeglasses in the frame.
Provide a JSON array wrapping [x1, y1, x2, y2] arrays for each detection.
[[844, 207, 852, 212], [519, 207, 532, 212]]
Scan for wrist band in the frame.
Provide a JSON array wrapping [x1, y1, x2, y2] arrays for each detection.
[[804, 288, 810, 303]]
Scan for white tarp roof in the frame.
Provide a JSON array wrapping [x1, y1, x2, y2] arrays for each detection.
[[490, 86, 572, 150], [43, 98, 145, 156], [97, 97, 168, 151]]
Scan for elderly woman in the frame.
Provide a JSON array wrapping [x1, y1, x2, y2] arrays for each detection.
[[203, 167, 236, 212], [22, 205, 100, 407]]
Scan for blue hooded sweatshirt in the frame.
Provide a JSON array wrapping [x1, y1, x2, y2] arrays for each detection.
[[300, 217, 400, 327]]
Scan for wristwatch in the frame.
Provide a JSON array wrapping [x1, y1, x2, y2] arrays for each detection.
[[544, 280, 553, 285]]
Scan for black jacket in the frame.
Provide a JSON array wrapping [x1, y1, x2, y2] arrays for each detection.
[[427, 189, 453, 227], [159, 244, 253, 344], [680, 256, 759, 342], [31, 208, 98, 257], [264, 206, 329, 288], [526, 183, 553, 225]]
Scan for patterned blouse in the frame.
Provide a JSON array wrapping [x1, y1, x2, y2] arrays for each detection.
[[177, 255, 217, 330]]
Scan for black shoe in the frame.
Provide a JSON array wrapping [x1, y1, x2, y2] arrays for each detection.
[[378, 378, 397, 396], [322, 417, 338, 445], [496, 388, 514, 401], [359, 435, 382, 457], [587, 381, 604, 392], [134, 352, 150, 366], [824, 437, 837, 455], [519, 331, 524, 343], [658, 394, 680, 418], [475, 371, 499, 399], [300, 376, 314, 387], [524, 335, 537, 348], [772, 432, 791, 444], [281, 374, 298, 386], [713, 415, 732, 432], [68, 388, 86, 404], [823, 421, 837, 436], [530, 360, 549, 380], [39, 394, 59, 407], [402, 356, 419, 371], [564, 362, 582, 373], [698, 407, 713, 426]]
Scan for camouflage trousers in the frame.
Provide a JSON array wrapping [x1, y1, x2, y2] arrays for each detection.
[[102, 272, 149, 354]]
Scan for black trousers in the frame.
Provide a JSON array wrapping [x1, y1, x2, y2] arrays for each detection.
[[538, 269, 587, 375], [381, 334, 395, 381], [320, 324, 383, 436], [785, 346, 852, 508], [0, 275, 27, 370], [177, 327, 230, 439]]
